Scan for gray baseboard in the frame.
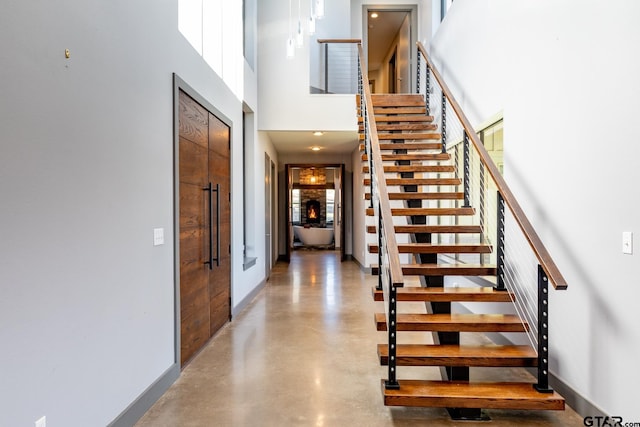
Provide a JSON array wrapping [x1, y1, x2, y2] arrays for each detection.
[[351, 256, 372, 274], [232, 278, 266, 317], [108, 363, 180, 427], [109, 279, 266, 426]]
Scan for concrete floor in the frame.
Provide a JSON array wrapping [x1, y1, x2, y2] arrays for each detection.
[[136, 250, 584, 426]]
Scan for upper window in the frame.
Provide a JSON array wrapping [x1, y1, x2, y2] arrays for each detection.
[[479, 119, 503, 174], [441, 0, 454, 21], [178, 0, 243, 99]]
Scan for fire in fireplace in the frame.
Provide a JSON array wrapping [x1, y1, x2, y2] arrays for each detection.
[[306, 200, 320, 223]]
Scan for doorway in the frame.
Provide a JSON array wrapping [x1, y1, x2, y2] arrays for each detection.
[[388, 48, 397, 93], [284, 164, 346, 262], [364, 6, 416, 94], [175, 80, 231, 366], [265, 154, 276, 279]]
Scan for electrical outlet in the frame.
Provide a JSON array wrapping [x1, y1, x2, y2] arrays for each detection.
[[623, 231, 633, 255], [35, 416, 46, 427]]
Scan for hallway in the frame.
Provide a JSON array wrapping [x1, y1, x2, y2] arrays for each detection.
[[136, 251, 583, 426]]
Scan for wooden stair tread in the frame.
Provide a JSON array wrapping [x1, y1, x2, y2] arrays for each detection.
[[372, 264, 497, 276], [363, 178, 460, 186], [359, 142, 443, 151], [382, 380, 564, 410], [362, 153, 450, 161], [360, 123, 438, 132], [368, 243, 491, 254], [359, 115, 435, 123], [372, 286, 512, 302], [377, 344, 536, 367], [367, 224, 481, 233], [373, 106, 427, 115], [374, 313, 528, 332], [365, 207, 475, 216], [363, 165, 455, 173], [371, 94, 425, 107], [364, 192, 463, 201], [359, 133, 441, 141]]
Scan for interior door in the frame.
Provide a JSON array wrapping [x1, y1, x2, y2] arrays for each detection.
[[339, 164, 346, 261], [265, 154, 272, 278], [207, 113, 231, 336], [178, 90, 231, 366]]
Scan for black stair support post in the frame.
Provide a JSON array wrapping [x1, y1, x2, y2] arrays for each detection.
[[376, 211, 383, 291], [416, 48, 421, 95], [425, 62, 431, 116], [495, 191, 506, 291], [440, 92, 447, 153], [385, 266, 400, 390], [462, 131, 471, 208], [534, 264, 554, 393]]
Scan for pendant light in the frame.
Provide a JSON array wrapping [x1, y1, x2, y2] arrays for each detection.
[[315, 0, 324, 19], [287, 0, 295, 58], [296, 0, 304, 47]]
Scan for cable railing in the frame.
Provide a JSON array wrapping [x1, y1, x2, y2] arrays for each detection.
[[354, 42, 404, 390], [416, 41, 568, 393], [313, 39, 360, 94]]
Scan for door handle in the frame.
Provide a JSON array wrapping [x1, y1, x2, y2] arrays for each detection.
[[213, 183, 220, 267], [204, 183, 213, 270], [203, 183, 221, 269]]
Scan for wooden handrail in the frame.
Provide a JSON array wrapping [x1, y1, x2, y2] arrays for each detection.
[[356, 43, 404, 288], [317, 39, 362, 44], [416, 42, 567, 290]]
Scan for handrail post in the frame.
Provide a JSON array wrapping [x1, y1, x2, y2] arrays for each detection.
[[440, 92, 447, 153], [425, 63, 431, 116], [416, 46, 421, 95], [385, 268, 400, 390], [463, 131, 471, 207], [377, 209, 383, 291], [324, 43, 329, 94], [534, 264, 554, 393], [367, 114, 374, 209], [495, 191, 506, 291]]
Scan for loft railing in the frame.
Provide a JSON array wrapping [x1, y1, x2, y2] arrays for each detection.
[[352, 41, 404, 390], [416, 41, 568, 393], [313, 39, 360, 94]]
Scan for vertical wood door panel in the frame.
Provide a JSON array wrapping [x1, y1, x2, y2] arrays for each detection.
[[178, 90, 231, 366], [207, 112, 231, 337], [179, 95, 209, 147]]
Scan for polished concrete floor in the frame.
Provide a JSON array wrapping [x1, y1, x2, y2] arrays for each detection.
[[136, 251, 584, 426]]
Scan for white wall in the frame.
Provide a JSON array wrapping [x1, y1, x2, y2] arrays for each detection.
[[258, 0, 356, 132], [432, 0, 640, 419], [0, 0, 264, 425]]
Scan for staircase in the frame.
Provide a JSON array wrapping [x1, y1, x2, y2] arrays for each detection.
[[358, 91, 566, 419]]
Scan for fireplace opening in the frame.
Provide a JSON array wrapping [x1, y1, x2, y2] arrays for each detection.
[[306, 200, 320, 224]]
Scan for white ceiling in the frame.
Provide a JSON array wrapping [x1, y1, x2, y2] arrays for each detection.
[[267, 130, 359, 155], [367, 11, 409, 72]]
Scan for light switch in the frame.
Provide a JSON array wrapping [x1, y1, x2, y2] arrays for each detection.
[[623, 231, 633, 255], [154, 228, 164, 246]]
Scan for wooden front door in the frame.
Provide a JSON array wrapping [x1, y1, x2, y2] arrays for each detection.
[[178, 90, 231, 366]]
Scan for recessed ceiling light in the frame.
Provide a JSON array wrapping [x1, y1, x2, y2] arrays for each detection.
[[311, 146, 321, 151], [370, 12, 379, 18], [313, 131, 324, 136]]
